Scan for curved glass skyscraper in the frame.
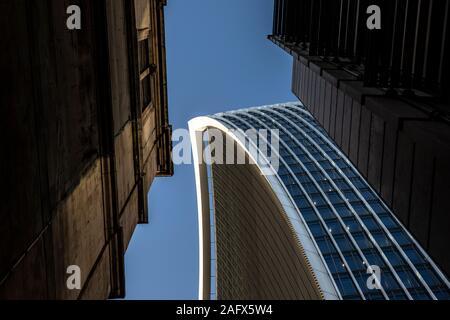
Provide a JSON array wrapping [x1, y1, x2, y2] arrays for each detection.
[[189, 102, 450, 300]]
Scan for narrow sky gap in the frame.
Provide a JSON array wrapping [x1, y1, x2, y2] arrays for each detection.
[[123, 0, 295, 299]]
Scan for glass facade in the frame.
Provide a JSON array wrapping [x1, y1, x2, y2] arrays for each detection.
[[209, 103, 450, 300]]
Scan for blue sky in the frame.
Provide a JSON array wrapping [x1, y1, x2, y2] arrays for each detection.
[[123, 0, 295, 300]]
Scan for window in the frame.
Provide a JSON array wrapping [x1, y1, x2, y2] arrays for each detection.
[[344, 252, 365, 271], [138, 31, 154, 112], [290, 146, 303, 155], [282, 174, 296, 185], [335, 203, 353, 218], [416, 265, 442, 288], [368, 199, 387, 214], [343, 190, 359, 202], [310, 193, 327, 206], [280, 149, 291, 158], [316, 236, 336, 255], [395, 267, 422, 290], [361, 216, 380, 231], [137, 36, 149, 69], [378, 214, 398, 229], [286, 184, 302, 197], [318, 180, 333, 192], [387, 289, 408, 300], [294, 195, 310, 209], [382, 247, 405, 266], [309, 222, 327, 237], [297, 154, 311, 163], [372, 231, 391, 247], [327, 151, 340, 160], [350, 177, 367, 189], [305, 162, 319, 172], [301, 208, 318, 222], [433, 288, 450, 300], [365, 291, 385, 300], [327, 169, 341, 179], [334, 273, 360, 298], [343, 217, 362, 233], [283, 155, 296, 165], [278, 166, 289, 176], [352, 201, 371, 217], [327, 191, 345, 204], [391, 229, 412, 246], [342, 167, 357, 178], [319, 161, 333, 170], [141, 75, 152, 108], [361, 189, 377, 201], [334, 179, 351, 191], [296, 173, 312, 183], [314, 153, 326, 161], [290, 164, 304, 174], [335, 159, 348, 169], [353, 270, 375, 294], [303, 182, 319, 194], [334, 234, 355, 252], [402, 245, 426, 264], [317, 206, 335, 220], [410, 288, 432, 300], [324, 253, 346, 274], [363, 248, 386, 267], [381, 271, 402, 291], [352, 232, 373, 250], [311, 171, 325, 181], [326, 219, 345, 235]]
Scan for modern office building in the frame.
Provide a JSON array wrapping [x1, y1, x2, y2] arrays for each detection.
[[269, 0, 450, 278], [0, 0, 172, 299], [189, 103, 450, 300]]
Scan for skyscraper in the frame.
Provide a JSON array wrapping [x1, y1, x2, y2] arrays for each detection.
[[269, 0, 450, 277], [189, 103, 450, 300]]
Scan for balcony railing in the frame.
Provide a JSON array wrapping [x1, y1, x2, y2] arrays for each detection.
[[272, 0, 450, 104]]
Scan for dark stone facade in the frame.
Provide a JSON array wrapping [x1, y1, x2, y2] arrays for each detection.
[[0, 0, 172, 299]]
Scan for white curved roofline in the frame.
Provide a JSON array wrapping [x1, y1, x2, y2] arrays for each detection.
[[188, 115, 340, 300]]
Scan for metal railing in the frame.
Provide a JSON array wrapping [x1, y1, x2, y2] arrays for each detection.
[[272, 0, 450, 103]]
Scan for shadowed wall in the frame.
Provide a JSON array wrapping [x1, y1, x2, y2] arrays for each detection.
[[0, 0, 172, 299]]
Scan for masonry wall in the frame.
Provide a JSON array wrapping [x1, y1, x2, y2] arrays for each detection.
[[0, 0, 172, 299]]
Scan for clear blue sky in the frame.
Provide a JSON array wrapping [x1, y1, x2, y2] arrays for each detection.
[[123, 0, 295, 300]]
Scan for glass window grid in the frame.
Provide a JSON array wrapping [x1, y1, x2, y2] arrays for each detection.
[[253, 110, 385, 299], [265, 108, 442, 299], [280, 111, 440, 298], [214, 108, 450, 300], [252, 114, 371, 299]]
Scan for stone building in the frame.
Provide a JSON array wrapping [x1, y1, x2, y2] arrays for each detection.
[[0, 0, 172, 299]]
